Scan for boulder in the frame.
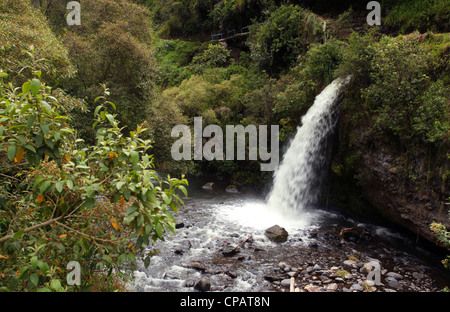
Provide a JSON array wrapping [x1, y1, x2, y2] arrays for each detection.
[[225, 185, 239, 193], [202, 182, 214, 190], [194, 277, 211, 292], [265, 225, 288, 243]]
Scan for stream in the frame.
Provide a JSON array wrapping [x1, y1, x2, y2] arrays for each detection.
[[130, 179, 450, 292]]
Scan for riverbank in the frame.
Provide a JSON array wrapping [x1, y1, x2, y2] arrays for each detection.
[[130, 181, 450, 292]]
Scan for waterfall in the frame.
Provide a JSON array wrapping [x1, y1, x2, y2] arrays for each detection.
[[266, 77, 350, 216]]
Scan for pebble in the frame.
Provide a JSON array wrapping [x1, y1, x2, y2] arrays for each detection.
[[305, 285, 321, 292], [343, 260, 357, 268], [350, 284, 364, 291], [388, 279, 402, 290], [264, 243, 441, 293], [326, 283, 338, 291], [386, 272, 404, 280]]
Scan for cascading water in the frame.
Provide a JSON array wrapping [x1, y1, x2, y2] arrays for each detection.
[[266, 77, 350, 216]]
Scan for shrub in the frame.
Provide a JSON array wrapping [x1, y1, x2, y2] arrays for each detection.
[[0, 74, 187, 291], [0, 0, 75, 86], [248, 4, 323, 76]]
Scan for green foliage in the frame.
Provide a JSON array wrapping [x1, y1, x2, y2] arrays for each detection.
[[0, 0, 75, 86], [383, 0, 450, 33], [43, 0, 158, 143], [189, 44, 231, 74], [299, 39, 345, 85], [361, 34, 449, 146], [154, 39, 204, 88], [248, 4, 324, 75], [0, 75, 187, 291], [431, 212, 450, 270]]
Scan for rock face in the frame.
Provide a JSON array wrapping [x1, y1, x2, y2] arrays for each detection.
[[333, 113, 450, 246], [265, 225, 288, 243]]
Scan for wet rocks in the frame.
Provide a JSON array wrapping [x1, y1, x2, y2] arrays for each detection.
[[202, 182, 214, 190], [225, 185, 239, 193], [194, 277, 211, 292], [265, 225, 288, 243], [268, 254, 440, 292]]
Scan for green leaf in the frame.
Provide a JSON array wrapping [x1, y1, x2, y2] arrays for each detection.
[[31, 256, 38, 270], [55, 181, 64, 193], [130, 151, 139, 165], [50, 279, 62, 291], [85, 185, 95, 198], [66, 180, 74, 190], [35, 133, 44, 147], [30, 273, 39, 287], [40, 101, 52, 115], [179, 185, 188, 197], [125, 204, 138, 216], [144, 256, 151, 268], [162, 192, 170, 205], [0, 72, 8, 78], [94, 105, 102, 117], [38, 261, 49, 276], [155, 223, 163, 239], [39, 180, 52, 194], [40, 124, 50, 136], [30, 79, 41, 97], [25, 144, 36, 153], [105, 114, 115, 126], [7, 145, 16, 161], [22, 81, 31, 94], [26, 115, 37, 130], [116, 181, 126, 191]]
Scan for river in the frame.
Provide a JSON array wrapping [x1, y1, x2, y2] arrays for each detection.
[[130, 178, 450, 292]]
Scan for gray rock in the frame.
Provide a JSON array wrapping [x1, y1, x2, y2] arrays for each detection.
[[412, 272, 424, 280], [386, 272, 403, 280], [330, 266, 340, 271], [350, 284, 364, 291], [287, 272, 297, 278], [281, 279, 292, 287], [202, 182, 214, 190], [326, 283, 338, 291], [343, 260, 357, 268], [265, 225, 288, 243], [313, 264, 322, 271], [225, 185, 239, 193], [278, 262, 287, 270], [388, 279, 402, 289], [194, 277, 211, 292]]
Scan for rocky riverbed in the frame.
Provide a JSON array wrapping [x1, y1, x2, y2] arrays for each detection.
[[131, 185, 450, 292], [167, 224, 449, 293]]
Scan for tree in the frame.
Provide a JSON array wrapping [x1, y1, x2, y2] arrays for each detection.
[[248, 4, 323, 76], [0, 73, 187, 291]]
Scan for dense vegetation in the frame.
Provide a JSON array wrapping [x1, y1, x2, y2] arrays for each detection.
[[0, 0, 449, 291]]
